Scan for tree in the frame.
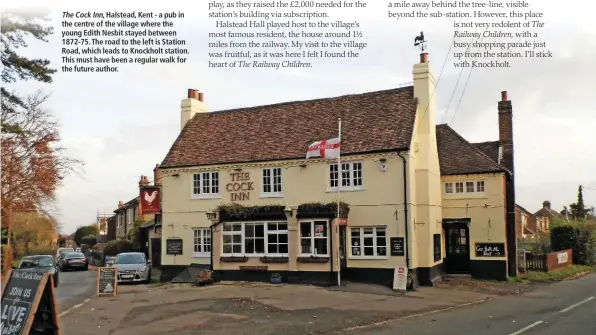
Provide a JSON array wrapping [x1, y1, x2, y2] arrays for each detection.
[[11, 211, 56, 256], [73, 225, 98, 246], [569, 185, 589, 221], [57, 235, 66, 247], [1, 8, 56, 133]]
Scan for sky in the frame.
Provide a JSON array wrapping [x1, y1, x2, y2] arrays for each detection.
[[5, 0, 596, 234]]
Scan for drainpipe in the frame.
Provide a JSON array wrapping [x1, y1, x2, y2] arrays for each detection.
[[397, 152, 410, 269], [210, 224, 214, 271], [329, 216, 334, 286]]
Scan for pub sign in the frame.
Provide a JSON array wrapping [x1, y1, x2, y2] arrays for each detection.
[[140, 187, 160, 215]]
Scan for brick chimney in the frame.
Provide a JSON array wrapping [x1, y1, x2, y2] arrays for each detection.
[[139, 175, 150, 186], [543, 201, 551, 209], [153, 164, 162, 186], [498, 91, 514, 173], [181, 88, 208, 131], [118, 201, 124, 208]]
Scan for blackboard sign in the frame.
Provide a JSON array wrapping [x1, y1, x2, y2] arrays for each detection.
[[1, 270, 60, 335], [96, 267, 117, 296], [433, 234, 441, 262], [166, 238, 183, 255], [390, 237, 405, 256], [475, 243, 505, 257]]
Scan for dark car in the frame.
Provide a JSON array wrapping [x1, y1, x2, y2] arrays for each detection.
[[60, 252, 88, 271], [17, 255, 59, 287]]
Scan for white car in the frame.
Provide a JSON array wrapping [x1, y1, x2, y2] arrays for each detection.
[[55, 247, 74, 263], [113, 252, 152, 284]]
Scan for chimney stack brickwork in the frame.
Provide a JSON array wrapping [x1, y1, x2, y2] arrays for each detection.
[[543, 201, 551, 209], [498, 91, 514, 173]]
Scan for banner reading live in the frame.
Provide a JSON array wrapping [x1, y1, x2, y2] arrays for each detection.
[[140, 187, 160, 215]]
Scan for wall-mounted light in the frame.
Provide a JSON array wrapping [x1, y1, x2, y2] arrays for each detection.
[[284, 206, 293, 220], [233, 168, 242, 172], [379, 158, 388, 172], [172, 173, 180, 178], [299, 163, 307, 168]]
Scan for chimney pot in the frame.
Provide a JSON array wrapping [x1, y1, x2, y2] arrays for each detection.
[[420, 52, 429, 64], [501, 91, 508, 101], [543, 201, 551, 209], [198, 92, 204, 102], [187, 89, 195, 99]]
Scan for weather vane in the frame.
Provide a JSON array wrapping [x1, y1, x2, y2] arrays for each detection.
[[414, 31, 426, 52]]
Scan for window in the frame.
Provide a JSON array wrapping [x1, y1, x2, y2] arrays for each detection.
[[117, 215, 121, 228], [192, 172, 220, 198], [350, 227, 387, 257], [127, 208, 133, 225], [329, 162, 363, 190], [262, 168, 283, 196], [300, 221, 328, 256], [455, 182, 464, 193], [476, 181, 485, 192], [445, 183, 453, 194], [193, 228, 211, 256], [221, 222, 288, 256], [445, 180, 486, 194]]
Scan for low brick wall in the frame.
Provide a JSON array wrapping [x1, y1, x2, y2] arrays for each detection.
[[547, 249, 573, 271]]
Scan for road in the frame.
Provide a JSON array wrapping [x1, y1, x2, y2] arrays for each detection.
[[354, 273, 596, 335], [56, 269, 97, 313]]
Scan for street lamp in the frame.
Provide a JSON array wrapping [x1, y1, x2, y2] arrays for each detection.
[[206, 211, 216, 221]]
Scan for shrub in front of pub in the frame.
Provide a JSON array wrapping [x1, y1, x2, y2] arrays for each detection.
[[103, 240, 133, 257], [550, 222, 596, 265]]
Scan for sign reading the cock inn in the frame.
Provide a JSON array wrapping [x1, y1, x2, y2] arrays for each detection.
[[227, 172, 253, 201]]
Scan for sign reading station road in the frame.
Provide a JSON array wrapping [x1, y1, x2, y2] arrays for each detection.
[[97, 267, 117, 297], [1, 270, 60, 335]]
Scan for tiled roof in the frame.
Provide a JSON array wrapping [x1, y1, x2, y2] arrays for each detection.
[[516, 204, 533, 216], [472, 141, 500, 163], [436, 124, 509, 175], [534, 207, 562, 219], [161, 87, 418, 168]]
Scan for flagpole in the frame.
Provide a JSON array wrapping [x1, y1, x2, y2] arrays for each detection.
[[337, 117, 342, 287]]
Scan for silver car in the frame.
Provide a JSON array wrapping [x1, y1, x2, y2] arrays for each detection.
[[113, 252, 151, 283]]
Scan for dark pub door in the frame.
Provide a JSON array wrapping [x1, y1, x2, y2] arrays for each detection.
[[444, 221, 470, 274]]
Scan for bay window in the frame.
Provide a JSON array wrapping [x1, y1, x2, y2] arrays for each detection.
[[299, 220, 329, 256], [221, 222, 288, 256]]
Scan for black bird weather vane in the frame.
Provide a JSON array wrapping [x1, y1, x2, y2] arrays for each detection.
[[414, 31, 426, 52]]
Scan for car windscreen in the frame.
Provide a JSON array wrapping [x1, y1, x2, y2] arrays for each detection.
[[20, 257, 53, 268], [65, 253, 85, 259], [59, 249, 74, 254], [114, 254, 145, 264]]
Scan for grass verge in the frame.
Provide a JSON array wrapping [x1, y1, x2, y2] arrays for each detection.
[[521, 265, 596, 282]]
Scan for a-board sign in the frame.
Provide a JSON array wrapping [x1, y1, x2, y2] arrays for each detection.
[[96, 267, 117, 297], [475, 243, 505, 257], [392, 265, 407, 291], [1, 270, 61, 335], [390, 237, 405, 256], [166, 238, 183, 255]]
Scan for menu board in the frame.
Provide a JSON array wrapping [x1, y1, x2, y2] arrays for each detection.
[[166, 238, 183, 255], [475, 243, 505, 257], [96, 267, 117, 297], [390, 237, 405, 256], [1, 270, 60, 335]]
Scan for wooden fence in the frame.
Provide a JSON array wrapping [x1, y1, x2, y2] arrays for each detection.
[[519, 249, 573, 272]]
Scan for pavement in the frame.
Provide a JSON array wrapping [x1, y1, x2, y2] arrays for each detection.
[[354, 273, 596, 335], [58, 280, 495, 335]]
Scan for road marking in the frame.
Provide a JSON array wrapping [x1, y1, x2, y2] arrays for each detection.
[[509, 321, 544, 335], [559, 296, 594, 313], [58, 298, 91, 317]]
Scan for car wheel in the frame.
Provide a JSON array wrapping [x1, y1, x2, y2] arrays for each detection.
[[84, 265, 88, 271]]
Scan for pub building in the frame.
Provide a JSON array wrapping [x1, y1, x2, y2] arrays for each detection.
[[158, 52, 517, 286]]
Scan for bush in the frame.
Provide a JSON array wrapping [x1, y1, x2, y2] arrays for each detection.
[[104, 239, 133, 256], [551, 222, 596, 265]]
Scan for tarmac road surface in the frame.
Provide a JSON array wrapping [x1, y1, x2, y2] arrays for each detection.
[[56, 268, 97, 313], [353, 273, 596, 335]]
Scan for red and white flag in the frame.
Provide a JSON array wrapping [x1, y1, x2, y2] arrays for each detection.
[[306, 137, 341, 159]]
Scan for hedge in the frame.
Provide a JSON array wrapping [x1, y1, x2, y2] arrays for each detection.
[[103, 239, 133, 256], [551, 222, 596, 265]]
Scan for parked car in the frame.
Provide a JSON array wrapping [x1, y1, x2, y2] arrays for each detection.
[[113, 252, 151, 284], [60, 252, 88, 271], [55, 247, 74, 263], [17, 255, 59, 287]]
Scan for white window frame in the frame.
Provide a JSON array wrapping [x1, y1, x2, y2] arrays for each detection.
[[221, 221, 289, 257], [444, 180, 486, 195], [349, 226, 388, 259], [193, 228, 211, 257], [191, 171, 220, 199], [328, 161, 364, 192], [127, 208, 133, 225], [117, 215, 121, 228], [261, 167, 283, 198], [299, 220, 330, 257]]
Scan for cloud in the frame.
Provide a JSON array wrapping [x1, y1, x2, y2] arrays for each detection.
[[6, 0, 595, 232]]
